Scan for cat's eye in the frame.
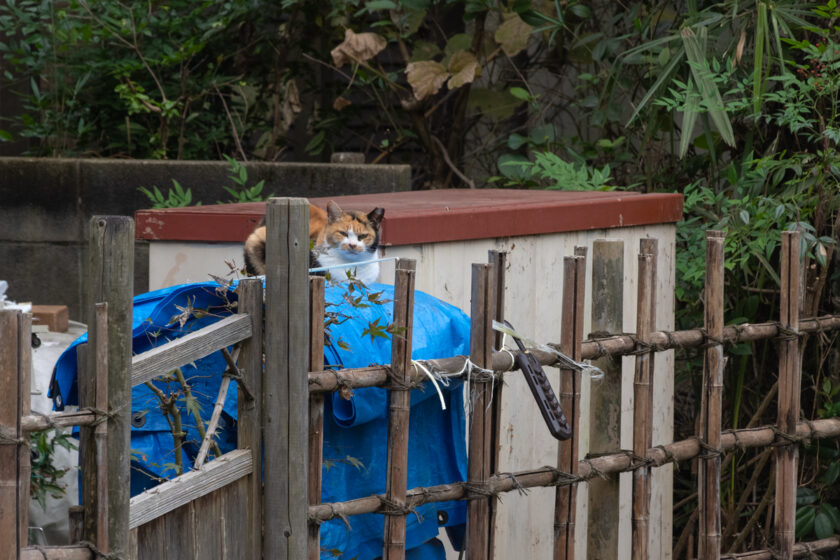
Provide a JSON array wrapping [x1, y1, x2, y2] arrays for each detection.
[[337, 231, 347, 237], [357, 233, 369, 240]]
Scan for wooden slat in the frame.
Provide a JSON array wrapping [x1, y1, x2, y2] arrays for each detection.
[[554, 254, 585, 560], [775, 231, 802, 558], [129, 449, 253, 529], [164, 503, 196, 560], [193, 376, 232, 468], [222, 477, 249, 560], [631, 247, 655, 560], [699, 232, 724, 560], [137, 516, 166, 560], [21, 547, 94, 560], [82, 216, 134, 555], [487, 250, 506, 557], [263, 198, 310, 560], [307, 277, 326, 560], [383, 259, 417, 560], [1, 310, 25, 560], [194, 489, 223, 560], [237, 278, 264, 560], [130, 314, 252, 386], [587, 239, 624, 560], [466, 262, 496, 559], [93, 304, 110, 552]]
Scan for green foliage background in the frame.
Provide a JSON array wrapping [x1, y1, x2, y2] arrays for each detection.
[[4, 0, 840, 553]]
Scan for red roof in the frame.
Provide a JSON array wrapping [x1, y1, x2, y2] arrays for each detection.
[[135, 189, 683, 246]]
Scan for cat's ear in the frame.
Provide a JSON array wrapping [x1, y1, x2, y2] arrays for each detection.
[[326, 200, 343, 222], [367, 207, 385, 227]]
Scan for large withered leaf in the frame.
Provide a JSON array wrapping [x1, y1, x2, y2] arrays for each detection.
[[447, 50, 480, 89], [331, 28, 387, 67], [494, 13, 533, 57], [406, 60, 449, 100]]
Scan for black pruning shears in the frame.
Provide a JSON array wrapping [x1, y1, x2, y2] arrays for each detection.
[[504, 320, 573, 441]]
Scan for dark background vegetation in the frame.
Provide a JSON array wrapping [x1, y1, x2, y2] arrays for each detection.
[[3, 0, 840, 553]]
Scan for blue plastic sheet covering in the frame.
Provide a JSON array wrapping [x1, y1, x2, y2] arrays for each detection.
[[49, 280, 470, 560]]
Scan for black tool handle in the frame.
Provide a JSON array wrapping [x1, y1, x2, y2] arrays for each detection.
[[514, 352, 572, 440]]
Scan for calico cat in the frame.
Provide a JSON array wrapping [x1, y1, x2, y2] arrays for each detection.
[[243, 200, 385, 285]]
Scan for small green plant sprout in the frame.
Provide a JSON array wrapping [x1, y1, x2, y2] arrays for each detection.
[[138, 179, 199, 209], [220, 155, 273, 203]]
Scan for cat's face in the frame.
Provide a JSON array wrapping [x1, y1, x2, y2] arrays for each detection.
[[320, 201, 384, 259]]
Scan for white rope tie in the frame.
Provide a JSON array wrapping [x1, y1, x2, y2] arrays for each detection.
[[412, 360, 446, 411]]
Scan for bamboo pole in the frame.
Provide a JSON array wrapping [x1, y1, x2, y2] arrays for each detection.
[[383, 259, 417, 560], [237, 278, 264, 560], [632, 248, 655, 560], [554, 254, 585, 560], [587, 240, 624, 560], [775, 231, 802, 558], [82, 216, 133, 556], [487, 250, 506, 557], [699, 231, 724, 560], [307, 277, 326, 560], [308, 417, 840, 523], [466, 262, 496, 559], [263, 198, 310, 560]]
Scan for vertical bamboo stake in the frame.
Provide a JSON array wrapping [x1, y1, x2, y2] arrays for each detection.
[[238, 278, 264, 560], [554, 253, 585, 560], [699, 232, 724, 560], [466, 262, 496, 560], [383, 259, 417, 560], [82, 216, 133, 556], [775, 231, 801, 558], [308, 276, 326, 560], [587, 240, 624, 560], [264, 198, 310, 560], [631, 248, 655, 560], [487, 250, 506, 555], [0, 309, 30, 560]]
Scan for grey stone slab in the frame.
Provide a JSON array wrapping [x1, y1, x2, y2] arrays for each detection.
[[0, 158, 81, 242]]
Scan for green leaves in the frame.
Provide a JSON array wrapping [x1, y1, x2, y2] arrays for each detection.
[[138, 179, 198, 209]]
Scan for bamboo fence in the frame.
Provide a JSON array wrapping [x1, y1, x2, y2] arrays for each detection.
[[4, 201, 840, 560]]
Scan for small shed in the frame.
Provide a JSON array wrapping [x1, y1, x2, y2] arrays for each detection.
[[136, 188, 683, 559]]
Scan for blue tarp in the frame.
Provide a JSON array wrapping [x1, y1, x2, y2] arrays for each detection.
[[49, 281, 470, 559]]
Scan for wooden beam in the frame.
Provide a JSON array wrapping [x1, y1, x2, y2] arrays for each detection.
[[130, 314, 252, 386], [383, 259, 417, 560], [21, 547, 94, 560], [307, 277, 326, 560], [237, 278, 264, 560], [263, 198, 310, 560], [587, 239, 624, 560], [82, 216, 133, 556], [128, 449, 253, 529]]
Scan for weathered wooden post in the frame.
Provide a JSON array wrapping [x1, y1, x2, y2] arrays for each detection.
[[699, 231, 724, 560], [466, 262, 497, 559], [81, 216, 134, 556], [383, 259, 417, 559], [238, 278, 264, 560], [0, 308, 31, 560], [587, 240, 624, 559], [487, 250, 506, 555], [263, 198, 310, 560], [775, 231, 801, 558], [554, 253, 585, 560]]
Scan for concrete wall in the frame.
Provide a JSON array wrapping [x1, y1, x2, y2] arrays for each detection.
[[0, 157, 410, 319]]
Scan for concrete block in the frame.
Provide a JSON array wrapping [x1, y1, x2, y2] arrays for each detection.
[[0, 242, 83, 319], [32, 305, 69, 332]]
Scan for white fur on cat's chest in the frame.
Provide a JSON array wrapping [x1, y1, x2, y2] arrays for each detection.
[[315, 246, 380, 285]]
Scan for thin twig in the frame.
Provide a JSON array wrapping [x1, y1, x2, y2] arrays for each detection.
[[431, 135, 475, 188], [173, 367, 221, 459], [215, 85, 247, 162]]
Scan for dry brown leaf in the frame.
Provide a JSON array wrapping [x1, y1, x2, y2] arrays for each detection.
[[447, 50, 480, 89], [406, 60, 450, 101], [494, 13, 533, 57], [333, 96, 352, 111], [331, 28, 387, 67]]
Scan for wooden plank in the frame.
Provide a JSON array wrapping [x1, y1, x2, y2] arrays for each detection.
[[699, 232, 724, 560], [0, 310, 25, 560], [222, 476, 249, 559], [129, 449, 253, 529], [307, 277, 326, 560], [164, 503, 196, 560], [82, 216, 134, 555], [93, 303, 110, 552], [383, 259, 417, 560], [631, 247, 655, 560], [194, 489, 223, 560], [466, 262, 496, 560], [136, 516, 166, 560], [237, 278, 264, 560], [263, 198, 310, 560], [554, 254, 585, 560], [775, 231, 802, 558], [586, 240, 624, 560], [130, 314, 252, 386], [18, 312, 32, 553]]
